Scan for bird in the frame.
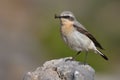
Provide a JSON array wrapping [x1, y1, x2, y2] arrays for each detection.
[[55, 11, 108, 63]]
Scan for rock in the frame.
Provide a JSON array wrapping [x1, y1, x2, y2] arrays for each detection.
[[24, 57, 95, 80]]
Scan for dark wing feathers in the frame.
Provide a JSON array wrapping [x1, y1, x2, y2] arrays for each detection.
[[73, 24, 104, 50]]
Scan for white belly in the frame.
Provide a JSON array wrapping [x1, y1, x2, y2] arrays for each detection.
[[62, 30, 92, 51]]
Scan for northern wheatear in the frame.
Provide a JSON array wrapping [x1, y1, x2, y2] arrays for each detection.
[[55, 11, 108, 62]]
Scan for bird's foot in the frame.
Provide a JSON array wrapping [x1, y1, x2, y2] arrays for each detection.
[[65, 57, 75, 62]]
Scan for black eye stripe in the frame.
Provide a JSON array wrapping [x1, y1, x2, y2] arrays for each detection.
[[62, 16, 70, 18]]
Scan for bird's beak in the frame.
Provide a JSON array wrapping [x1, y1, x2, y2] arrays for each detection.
[[54, 14, 62, 19]]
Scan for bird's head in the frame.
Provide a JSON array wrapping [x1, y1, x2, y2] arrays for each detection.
[[55, 11, 76, 25]]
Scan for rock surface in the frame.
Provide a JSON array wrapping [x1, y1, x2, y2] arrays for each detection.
[[24, 57, 95, 80]]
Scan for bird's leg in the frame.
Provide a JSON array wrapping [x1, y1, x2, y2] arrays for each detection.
[[84, 51, 88, 65], [65, 51, 81, 62], [72, 51, 81, 60]]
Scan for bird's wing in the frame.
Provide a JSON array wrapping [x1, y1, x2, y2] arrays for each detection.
[[74, 21, 87, 30], [73, 23, 104, 50]]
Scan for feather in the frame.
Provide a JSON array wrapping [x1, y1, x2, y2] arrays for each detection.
[[73, 24, 104, 50]]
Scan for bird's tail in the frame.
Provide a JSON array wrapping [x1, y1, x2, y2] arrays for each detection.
[[95, 49, 108, 60]]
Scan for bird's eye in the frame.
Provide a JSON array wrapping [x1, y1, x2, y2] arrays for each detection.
[[63, 16, 70, 18], [62, 16, 74, 21]]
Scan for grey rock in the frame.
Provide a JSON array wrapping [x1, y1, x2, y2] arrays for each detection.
[[24, 57, 95, 80]]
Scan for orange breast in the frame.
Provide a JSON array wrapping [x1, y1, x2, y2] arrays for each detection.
[[61, 21, 74, 35]]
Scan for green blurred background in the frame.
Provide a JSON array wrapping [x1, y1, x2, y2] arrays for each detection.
[[0, 0, 120, 80]]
